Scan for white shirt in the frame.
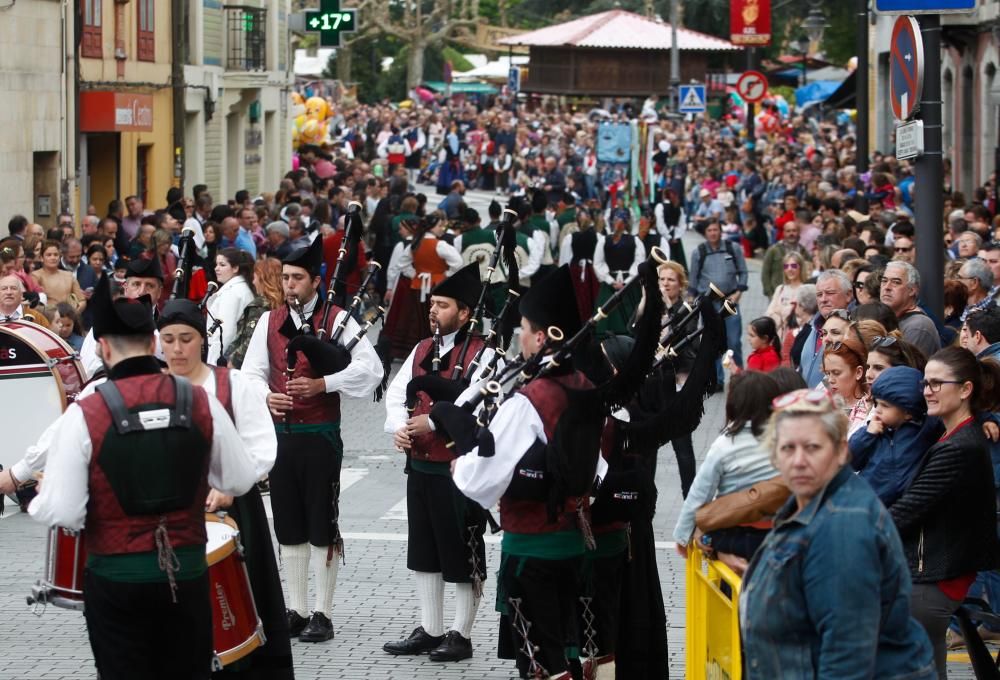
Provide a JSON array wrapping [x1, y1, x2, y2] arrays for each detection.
[[451, 393, 544, 509], [206, 275, 256, 365], [199, 368, 275, 480], [396, 237, 463, 301], [593, 234, 645, 286], [0, 305, 24, 323], [80, 328, 165, 380], [28, 381, 257, 530], [386, 241, 413, 292], [240, 294, 384, 399], [383, 330, 500, 435]]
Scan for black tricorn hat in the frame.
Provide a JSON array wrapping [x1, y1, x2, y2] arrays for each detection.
[[157, 298, 206, 337], [281, 232, 324, 276], [519, 265, 581, 337], [91, 273, 156, 340], [431, 262, 482, 310], [125, 253, 164, 282]]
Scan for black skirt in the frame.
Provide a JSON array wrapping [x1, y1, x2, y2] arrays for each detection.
[[214, 486, 295, 679]]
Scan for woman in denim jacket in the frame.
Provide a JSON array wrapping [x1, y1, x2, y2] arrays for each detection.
[[740, 388, 935, 679]]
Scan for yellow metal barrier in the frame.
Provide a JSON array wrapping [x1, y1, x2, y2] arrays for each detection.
[[685, 544, 743, 680]]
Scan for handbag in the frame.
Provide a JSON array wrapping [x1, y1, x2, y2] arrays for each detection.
[[694, 476, 791, 533]]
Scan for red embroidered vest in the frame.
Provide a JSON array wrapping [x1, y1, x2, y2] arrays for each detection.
[[499, 371, 593, 535], [211, 365, 234, 421], [409, 334, 485, 463], [409, 238, 449, 290], [266, 303, 343, 425], [79, 374, 214, 556]]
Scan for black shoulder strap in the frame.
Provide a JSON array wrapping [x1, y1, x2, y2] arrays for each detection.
[[97, 375, 193, 435]]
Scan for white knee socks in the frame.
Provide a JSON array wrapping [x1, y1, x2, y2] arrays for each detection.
[[312, 545, 340, 618], [282, 543, 310, 618], [415, 571, 445, 637], [452, 582, 480, 638]]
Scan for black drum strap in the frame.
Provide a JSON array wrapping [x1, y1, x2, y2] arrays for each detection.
[[97, 376, 193, 435]]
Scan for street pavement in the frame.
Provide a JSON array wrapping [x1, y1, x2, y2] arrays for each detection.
[[0, 189, 977, 679]]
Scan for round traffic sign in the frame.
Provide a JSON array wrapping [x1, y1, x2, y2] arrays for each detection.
[[889, 15, 924, 121], [737, 71, 768, 103]]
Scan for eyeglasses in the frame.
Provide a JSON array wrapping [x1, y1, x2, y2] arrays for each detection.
[[871, 335, 898, 349], [772, 387, 834, 411], [894, 246, 913, 253], [783, 263, 800, 270], [920, 378, 965, 393]]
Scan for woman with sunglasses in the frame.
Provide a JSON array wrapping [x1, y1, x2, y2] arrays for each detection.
[[765, 252, 807, 340], [740, 388, 936, 680], [889, 346, 1000, 678], [865, 335, 927, 386], [822, 335, 871, 435]]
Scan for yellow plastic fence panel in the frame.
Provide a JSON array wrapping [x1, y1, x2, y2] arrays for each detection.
[[685, 544, 743, 680]]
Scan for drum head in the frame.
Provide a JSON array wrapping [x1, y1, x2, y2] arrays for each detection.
[[205, 514, 239, 565], [0, 325, 65, 475]]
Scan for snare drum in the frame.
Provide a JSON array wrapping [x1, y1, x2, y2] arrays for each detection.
[[205, 513, 266, 669], [0, 321, 85, 475], [27, 527, 87, 610]]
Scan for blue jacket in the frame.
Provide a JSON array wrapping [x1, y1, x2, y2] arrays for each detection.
[[797, 314, 825, 388], [849, 418, 940, 507], [849, 366, 941, 506], [740, 467, 935, 679]]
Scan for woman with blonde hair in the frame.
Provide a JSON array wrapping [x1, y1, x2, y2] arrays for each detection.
[[766, 251, 808, 337]]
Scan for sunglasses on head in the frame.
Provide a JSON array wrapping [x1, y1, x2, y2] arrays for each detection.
[[772, 387, 834, 411], [827, 308, 851, 321], [871, 335, 898, 349]]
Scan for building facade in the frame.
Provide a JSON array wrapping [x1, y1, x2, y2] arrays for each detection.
[[77, 0, 175, 216], [873, 4, 1000, 197], [0, 0, 76, 227], [182, 0, 292, 202]]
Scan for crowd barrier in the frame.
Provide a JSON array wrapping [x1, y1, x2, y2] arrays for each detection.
[[685, 543, 743, 680]]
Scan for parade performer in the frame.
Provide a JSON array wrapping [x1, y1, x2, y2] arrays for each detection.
[[454, 200, 529, 316], [28, 276, 258, 680], [389, 215, 462, 358], [79, 254, 165, 378], [438, 266, 599, 680], [382, 263, 499, 662], [241, 234, 383, 643], [158, 298, 294, 678], [521, 191, 557, 285], [593, 209, 646, 336], [653, 187, 688, 271], [558, 212, 599, 327]]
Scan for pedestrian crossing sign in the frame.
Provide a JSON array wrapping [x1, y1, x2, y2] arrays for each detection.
[[678, 84, 707, 114]]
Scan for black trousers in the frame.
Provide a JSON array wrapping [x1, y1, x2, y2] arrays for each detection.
[[406, 468, 486, 583], [270, 430, 343, 547], [671, 433, 696, 499], [84, 569, 213, 680], [499, 555, 582, 677], [579, 549, 626, 657]]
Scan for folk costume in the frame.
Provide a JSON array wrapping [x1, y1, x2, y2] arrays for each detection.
[[454, 203, 529, 317], [558, 227, 600, 327], [593, 214, 646, 337], [444, 267, 600, 680], [388, 229, 462, 359], [28, 276, 257, 680], [157, 300, 294, 679], [521, 191, 557, 285], [241, 234, 383, 642], [382, 264, 501, 661]]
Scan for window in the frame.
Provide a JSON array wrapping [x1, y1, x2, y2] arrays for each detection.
[[137, 0, 155, 62], [81, 0, 102, 59], [224, 5, 267, 71]]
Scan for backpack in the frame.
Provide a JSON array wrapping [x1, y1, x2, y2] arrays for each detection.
[[224, 296, 268, 369]]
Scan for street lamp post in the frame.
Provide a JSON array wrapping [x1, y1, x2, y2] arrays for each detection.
[[797, 1, 828, 107]]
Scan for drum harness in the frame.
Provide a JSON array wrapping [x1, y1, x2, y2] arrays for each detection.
[[96, 375, 194, 602]]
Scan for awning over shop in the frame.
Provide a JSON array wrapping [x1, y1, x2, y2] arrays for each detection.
[[423, 81, 498, 94], [823, 70, 857, 109]]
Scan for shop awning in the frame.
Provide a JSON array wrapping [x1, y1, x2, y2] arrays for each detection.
[[823, 70, 857, 109], [423, 81, 498, 94]]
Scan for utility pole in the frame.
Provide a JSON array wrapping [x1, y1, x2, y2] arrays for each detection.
[[746, 47, 756, 162], [855, 0, 870, 211], [914, 14, 943, 318], [669, 0, 680, 111]]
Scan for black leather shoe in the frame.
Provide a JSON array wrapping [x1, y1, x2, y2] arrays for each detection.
[[287, 610, 309, 638], [382, 626, 445, 655], [429, 630, 473, 662], [298, 611, 334, 642]]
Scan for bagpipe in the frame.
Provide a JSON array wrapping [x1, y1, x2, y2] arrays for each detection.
[[170, 224, 199, 300], [653, 282, 736, 369], [402, 209, 521, 417], [283, 203, 386, 400]]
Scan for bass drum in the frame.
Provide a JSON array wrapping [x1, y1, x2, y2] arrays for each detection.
[[0, 321, 85, 478]]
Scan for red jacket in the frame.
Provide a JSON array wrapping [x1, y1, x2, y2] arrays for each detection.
[[747, 345, 781, 372]]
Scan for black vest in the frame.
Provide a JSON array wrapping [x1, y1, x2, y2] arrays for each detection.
[[571, 230, 597, 262], [603, 235, 636, 272]]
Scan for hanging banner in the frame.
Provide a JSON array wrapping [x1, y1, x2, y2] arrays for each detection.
[[730, 0, 772, 47]]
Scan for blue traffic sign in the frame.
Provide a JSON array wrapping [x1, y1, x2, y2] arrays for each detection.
[[889, 16, 924, 121], [507, 67, 521, 93], [875, 0, 974, 14], [678, 85, 707, 114]]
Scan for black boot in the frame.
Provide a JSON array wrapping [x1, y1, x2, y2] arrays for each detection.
[[298, 611, 334, 642], [287, 610, 309, 638], [383, 626, 445, 655], [429, 630, 473, 662]]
